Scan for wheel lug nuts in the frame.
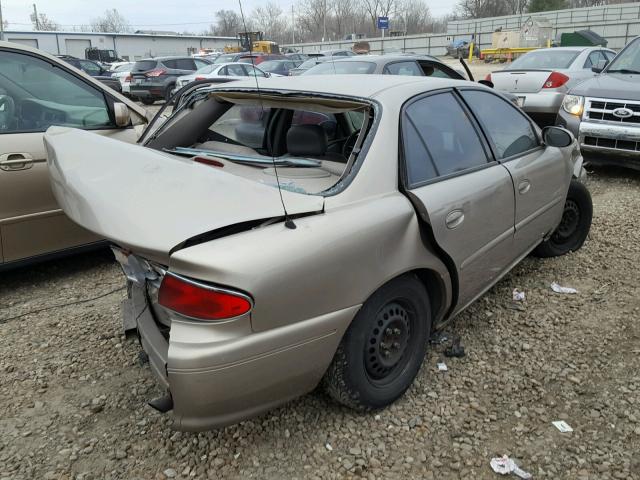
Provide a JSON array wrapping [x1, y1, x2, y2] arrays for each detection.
[[393, 342, 400, 349], [393, 328, 401, 335], [385, 328, 393, 335], [380, 342, 389, 349]]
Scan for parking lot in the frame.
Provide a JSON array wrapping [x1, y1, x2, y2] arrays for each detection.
[[1, 161, 639, 480], [2, 51, 640, 480]]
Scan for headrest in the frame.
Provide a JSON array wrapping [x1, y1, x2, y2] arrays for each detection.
[[286, 124, 327, 157]]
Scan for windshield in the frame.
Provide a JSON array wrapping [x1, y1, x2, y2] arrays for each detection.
[[215, 54, 238, 64], [195, 64, 216, 74], [304, 61, 376, 75], [508, 50, 579, 70], [606, 37, 640, 72]]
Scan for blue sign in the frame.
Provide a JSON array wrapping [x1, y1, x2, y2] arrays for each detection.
[[377, 16, 389, 30]]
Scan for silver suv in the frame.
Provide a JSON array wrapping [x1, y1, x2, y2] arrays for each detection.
[[557, 36, 640, 171]]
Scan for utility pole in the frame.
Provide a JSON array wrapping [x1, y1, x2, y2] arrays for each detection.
[[322, 0, 326, 42], [32, 3, 40, 30], [291, 5, 295, 44], [0, 0, 4, 41]]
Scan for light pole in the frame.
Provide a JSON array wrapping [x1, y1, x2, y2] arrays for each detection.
[[322, 0, 326, 43]]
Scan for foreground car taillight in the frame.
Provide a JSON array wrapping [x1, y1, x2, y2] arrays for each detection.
[[146, 68, 167, 77], [543, 71, 569, 89], [158, 273, 252, 320], [484, 73, 492, 82], [124, 75, 131, 83]]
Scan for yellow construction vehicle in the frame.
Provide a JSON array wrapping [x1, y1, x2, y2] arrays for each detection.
[[223, 32, 280, 54]]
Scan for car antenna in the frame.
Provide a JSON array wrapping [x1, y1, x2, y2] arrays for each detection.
[[238, 0, 296, 230]]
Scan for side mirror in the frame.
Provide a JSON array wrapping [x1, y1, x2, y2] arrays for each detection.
[[591, 66, 603, 73], [265, 72, 271, 78], [113, 102, 131, 127], [543, 126, 574, 148]]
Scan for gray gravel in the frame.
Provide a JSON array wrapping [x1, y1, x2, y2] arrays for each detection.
[[1, 168, 639, 480]]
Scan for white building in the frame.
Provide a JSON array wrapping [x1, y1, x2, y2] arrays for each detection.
[[1, 30, 235, 60]]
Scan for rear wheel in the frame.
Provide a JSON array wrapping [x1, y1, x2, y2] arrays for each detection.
[[533, 180, 592, 257], [140, 97, 155, 105], [164, 85, 175, 103], [323, 275, 431, 410]]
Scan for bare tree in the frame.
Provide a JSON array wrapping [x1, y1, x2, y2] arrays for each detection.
[[331, 0, 354, 39], [456, 0, 510, 19], [361, 0, 396, 31], [393, 0, 431, 34], [252, 2, 289, 44], [297, 0, 328, 40], [91, 9, 131, 33], [30, 12, 59, 31], [210, 9, 242, 37]]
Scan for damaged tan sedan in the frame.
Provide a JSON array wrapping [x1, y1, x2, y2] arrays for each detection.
[[44, 76, 592, 430]]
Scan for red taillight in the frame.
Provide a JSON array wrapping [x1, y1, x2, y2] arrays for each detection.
[[485, 73, 492, 82], [158, 274, 252, 320], [542, 71, 569, 89], [146, 68, 166, 78], [195, 76, 206, 81], [124, 74, 132, 83]]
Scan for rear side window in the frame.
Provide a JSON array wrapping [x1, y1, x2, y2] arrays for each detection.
[[174, 58, 197, 70], [133, 60, 157, 71], [384, 61, 423, 76], [460, 90, 538, 159], [403, 92, 489, 186]]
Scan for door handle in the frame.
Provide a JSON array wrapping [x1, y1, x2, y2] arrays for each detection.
[[0, 153, 36, 171], [518, 180, 531, 195], [445, 209, 465, 229]]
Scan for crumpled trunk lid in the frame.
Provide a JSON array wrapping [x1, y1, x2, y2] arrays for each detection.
[[44, 127, 324, 263]]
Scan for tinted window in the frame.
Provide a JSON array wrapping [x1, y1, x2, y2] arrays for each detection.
[[584, 51, 604, 68], [384, 61, 423, 76], [460, 90, 538, 159], [508, 50, 579, 69], [0, 51, 112, 133], [292, 110, 337, 140], [304, 61, 376, 75], [420, 62, 461, 79], [403, 92, 488, 185], [133, 60, 157, 71], [174, 58, 197, 70], [194, 59, 209, 69], [244, 65, 267, 77], [603, 50, 616, 62]]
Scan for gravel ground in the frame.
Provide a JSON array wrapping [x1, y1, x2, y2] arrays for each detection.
[[1, 167, 639, 480]]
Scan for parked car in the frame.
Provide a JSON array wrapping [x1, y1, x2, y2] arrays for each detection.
[[237, 53, 286, 65], [0, 41, 148, 269], [556, 36, 640, 170], [213, 53, 246, 64], [289, 56, 332, 75], [489, 47, 617, 126], [446, 38, 479, 59], [129, 56, 212, 105], [302, 55, 466, 79], [110, 62, 135, 95], [173, 63, 271, 93], [259, 59, 302, 76], [44, 75, 592, 430], [285, 53, 308, 62], [56, 55, 122, 92], [320, 48, 357, 57], [108, 61, 134, 72]]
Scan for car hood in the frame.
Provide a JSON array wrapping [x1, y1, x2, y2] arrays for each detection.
[[569, 73, 640, 100], [44, 127, 324, 263]]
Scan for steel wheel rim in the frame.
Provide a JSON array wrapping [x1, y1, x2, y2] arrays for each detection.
[[364, 300, 415, 386], [552, 199, 580, 243]]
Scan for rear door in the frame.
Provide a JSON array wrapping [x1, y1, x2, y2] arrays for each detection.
[[401, 90, 516, 311], [459, 88, 568, 253], [0, 47, 145, 265]]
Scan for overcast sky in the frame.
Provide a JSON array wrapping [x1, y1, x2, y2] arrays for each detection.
[[2, 0, 456, 33]]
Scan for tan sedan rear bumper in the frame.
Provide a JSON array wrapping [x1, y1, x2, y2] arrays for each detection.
[[125, 284, 357, 431]]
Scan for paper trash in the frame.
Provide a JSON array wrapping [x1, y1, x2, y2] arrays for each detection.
[[512, 289, 526, 301], [437, 362, 448, 371], [552, 420, 573, 433], [550, 282, 578, 294], [490, 455, 533, 479]]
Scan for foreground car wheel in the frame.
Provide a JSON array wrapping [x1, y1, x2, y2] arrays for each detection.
[[324, 275, 431, 410], [534, 180, 593, 258]]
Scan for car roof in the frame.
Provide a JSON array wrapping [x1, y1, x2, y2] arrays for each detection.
[[209, 74, 478, 100], [137, 56, 196, 61], [529, 46, 601, 52], [326, 54, 442, 65]]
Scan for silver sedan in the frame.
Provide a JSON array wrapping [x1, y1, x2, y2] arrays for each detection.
[[489, 46, 616, 126]]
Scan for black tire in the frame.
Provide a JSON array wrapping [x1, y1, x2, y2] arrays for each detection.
[[323, 275, 431, 410], [140, 97, 155, 105], [533, 180, 592, 258], [165, 85, 175, 103]]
